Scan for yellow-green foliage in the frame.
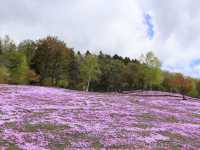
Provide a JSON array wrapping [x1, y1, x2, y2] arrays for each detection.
[[0, 65, 9, 83], [7, 51, 29, 84]]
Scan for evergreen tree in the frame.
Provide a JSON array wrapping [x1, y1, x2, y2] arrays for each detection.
[[68, 50, 80, 89]]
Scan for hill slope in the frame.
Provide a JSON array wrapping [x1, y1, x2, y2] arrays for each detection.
[[0, 85, 200, 150]]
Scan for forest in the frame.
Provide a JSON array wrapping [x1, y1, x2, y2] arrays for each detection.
[[0, 35, 200, 98]]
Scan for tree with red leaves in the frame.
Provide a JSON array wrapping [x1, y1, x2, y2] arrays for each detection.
[[174, 73, 192, 100]]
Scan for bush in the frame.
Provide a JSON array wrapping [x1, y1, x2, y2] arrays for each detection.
[[0, 65, 9, 83]]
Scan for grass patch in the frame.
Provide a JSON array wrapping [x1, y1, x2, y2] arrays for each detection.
[[153, 141, 182, 150], [4, 122, 18, 129], [136, 113, 158, 122], [31, 112, 46, 117], [69, 132, 104, 148], [8, 144, 20, 150], [135, 123, 150, 129], [48, 140, 71, 150], [71, 132, 89, 140], [191, 113, 200, 118], [24, 123, 67, 132], [159, 131, 200, 146], [0, 140, 19, 150], [91, 139, 104, 149], [138, 131, 151, 137], [165, 116, 179, 123], [157, 131, 200, 149], [107, 144, 127, 149]]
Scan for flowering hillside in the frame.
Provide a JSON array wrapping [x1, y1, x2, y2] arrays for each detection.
[[0, 85, 200, 150]]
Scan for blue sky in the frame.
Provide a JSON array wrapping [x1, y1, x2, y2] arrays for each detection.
[[1, 0, 200, 78], [144, 14, 154, 40], [191, 59, 200, 67]]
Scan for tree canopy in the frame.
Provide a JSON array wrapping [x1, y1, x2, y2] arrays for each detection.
[[0, 35, 199, 99]]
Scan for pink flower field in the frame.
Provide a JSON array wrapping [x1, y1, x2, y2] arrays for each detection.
[[0, 85, 200, 150]]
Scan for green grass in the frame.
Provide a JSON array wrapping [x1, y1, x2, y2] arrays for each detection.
[[69, 132, 104, 149], [159, 131, 200, 148], [0, 140, 19, 150], [48, 140, 71, 150], [138, 131, 151, 137], [24, 123, 67, 132], [4, 122, 18, 129], [71, 132, 88, 140], [136, 113, 158, 121], [8, 144, 20, 150], [135, 123, 150, 129], [91, 139, 104, 149], [165, 116, 178, 123], [31, 112, 46, 117], [153, 141, 182, 150], [161, 131, 190, 143]]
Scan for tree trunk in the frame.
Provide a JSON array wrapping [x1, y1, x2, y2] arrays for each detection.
[[86, 79, 90, 92], [51, 75, 54, 86]]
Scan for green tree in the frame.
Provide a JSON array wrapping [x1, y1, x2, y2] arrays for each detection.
[[121, 63, 140, 90], [1, 35, 16, 53], [18, 40, 36, 66], [196, 80, 200, 97], [33, 36, 71, 87], [140, 51, 161, 68], [0, 39, 2, 54], [162, 72, 175, 92], [0, 65, 9, 83], [108, 59, 125, 92], [68, 50, 80, 89], [95, 52, 112, 91], [80, 54, 101, 91], [140, 51, 163, 90], [187, 78, 198, 97], [5, 51, 29, 84]]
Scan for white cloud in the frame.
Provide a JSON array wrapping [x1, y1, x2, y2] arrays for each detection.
[[0, 0, 200, 78], [140, 0, 200, 78]]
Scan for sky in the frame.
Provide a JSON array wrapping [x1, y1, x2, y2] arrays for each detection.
[[1, 0, 200, 78]]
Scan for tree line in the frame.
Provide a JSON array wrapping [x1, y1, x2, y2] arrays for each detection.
[[0, 35, 200, 98]]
